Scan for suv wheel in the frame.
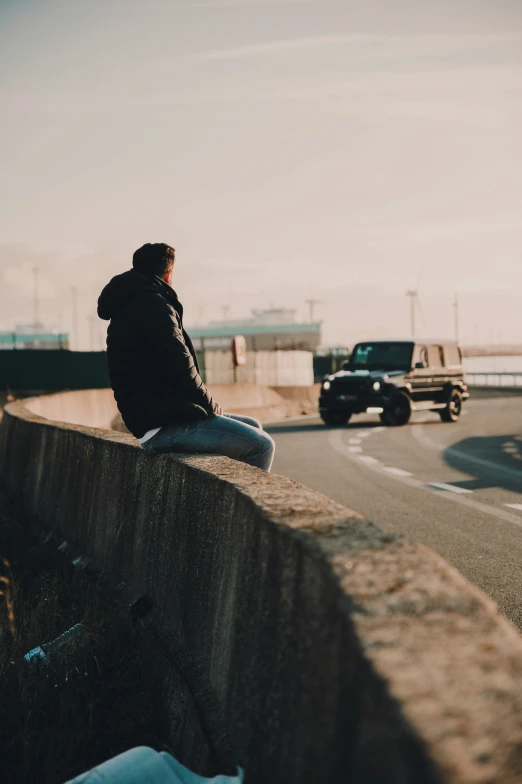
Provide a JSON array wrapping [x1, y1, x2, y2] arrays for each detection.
[[321, 411, 352, 426], [440, 390, 462, 423], [380, 393, 412, 427]]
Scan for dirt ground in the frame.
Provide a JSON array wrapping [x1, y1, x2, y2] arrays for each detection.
[[0, 499, 164, 784]]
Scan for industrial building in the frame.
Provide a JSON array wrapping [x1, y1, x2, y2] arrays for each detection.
[[188, 308, 322, 352], [0, 324, 69, 350]]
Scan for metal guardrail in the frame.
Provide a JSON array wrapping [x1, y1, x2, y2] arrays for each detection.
[[466, 372, 522, 388]]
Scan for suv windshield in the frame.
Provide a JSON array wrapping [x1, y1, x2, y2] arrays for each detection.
[[348, 342, 413, 371]]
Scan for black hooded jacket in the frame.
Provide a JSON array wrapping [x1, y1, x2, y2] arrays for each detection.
[[98, 270, 218, 438]]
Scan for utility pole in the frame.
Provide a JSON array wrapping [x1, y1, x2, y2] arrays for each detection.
[[406, 290, 417, 337], [71, 286, 78, 351], [306, 298, 321, 323], [87, 315, 95, 351], [33, 267, 40, 326], [453, 292, 459, 342]]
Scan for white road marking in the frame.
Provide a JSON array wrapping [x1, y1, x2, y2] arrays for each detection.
[[358, 455, 380, 465], [356, 432, 372, 439], [506, 504, 522, 512], [383, 466, 413, 477], [428, 482, 474, 495], [372, 427, 386, 434], [348, 438, 362, 445], [348, 446, 363, 453]]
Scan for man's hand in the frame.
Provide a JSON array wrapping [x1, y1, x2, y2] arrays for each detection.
[[215, 404, 223, 416]]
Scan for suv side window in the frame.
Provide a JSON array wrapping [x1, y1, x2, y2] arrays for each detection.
[[413, 345, 428, 368], [428, 345, 444, 368], [444, 345, 462, 367]]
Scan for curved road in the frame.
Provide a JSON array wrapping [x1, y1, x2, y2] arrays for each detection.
[[267, 395, 522, 630]]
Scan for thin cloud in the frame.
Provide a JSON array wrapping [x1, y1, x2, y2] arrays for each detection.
[[182, 32, 522, 62]]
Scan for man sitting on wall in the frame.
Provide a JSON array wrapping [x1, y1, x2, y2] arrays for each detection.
[[97, 243, 275, 471]]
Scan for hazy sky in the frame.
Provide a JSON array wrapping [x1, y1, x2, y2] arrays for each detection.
[[1, 0, 521, 348]]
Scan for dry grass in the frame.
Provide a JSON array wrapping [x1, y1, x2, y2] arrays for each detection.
[[0, 509, 162, 784]]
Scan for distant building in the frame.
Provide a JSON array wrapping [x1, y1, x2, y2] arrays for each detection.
[[0, 323, 69, 350], [188, 308, 322, 352]]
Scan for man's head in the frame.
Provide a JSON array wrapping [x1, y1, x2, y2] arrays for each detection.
[[132, 243, 175, 285]]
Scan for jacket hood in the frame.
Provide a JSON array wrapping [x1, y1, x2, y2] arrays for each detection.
[[97, 270, 179, 321]]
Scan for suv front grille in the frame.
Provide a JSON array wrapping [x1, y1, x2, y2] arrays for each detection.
[[333, 380, 369, 395]]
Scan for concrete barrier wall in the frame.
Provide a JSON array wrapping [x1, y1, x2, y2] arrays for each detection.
[[207, 383, 303, 421], [204, 350, 314, 387], [17, 386, 309, 437], [468, 386, 522, 398], [24, 388, 119, 429], [109, 384, 316, 434], [0, 383, 319, 433], [2, 394, 522, 783]]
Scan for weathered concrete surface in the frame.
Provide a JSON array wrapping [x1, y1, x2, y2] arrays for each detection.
[[25, 388, 119, 429], [2, 395, 522, 783], [270, 383, 320, 414], [207, 383, 302, 421]]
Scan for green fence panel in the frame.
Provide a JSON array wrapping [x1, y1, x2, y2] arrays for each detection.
[[0, 351, 111, 392]]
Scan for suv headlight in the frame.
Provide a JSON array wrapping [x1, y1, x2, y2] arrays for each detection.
[[372, 381, 381, 392], [323, 381, 331, 391]]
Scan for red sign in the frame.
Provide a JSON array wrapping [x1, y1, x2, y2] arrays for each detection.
[[232, 335, 247, 367]]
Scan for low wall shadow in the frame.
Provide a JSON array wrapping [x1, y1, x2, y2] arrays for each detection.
[[443, 434, 522, 494]]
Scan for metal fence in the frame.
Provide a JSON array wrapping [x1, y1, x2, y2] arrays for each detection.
[[466, 372, 522, 388], [313, 353, 350, 382]]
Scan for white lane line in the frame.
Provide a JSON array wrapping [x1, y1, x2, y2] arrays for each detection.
[[372, 427, 386, 434], [428, 482, 473, 494], [348, 446, 363, 453], [383, 466, 413, 477], [328, 428, 522, 530], [356, 432, 372, 439], [358, 455, 380, 465], [348, 438, 362, 445], [506, 504, 522, 512]]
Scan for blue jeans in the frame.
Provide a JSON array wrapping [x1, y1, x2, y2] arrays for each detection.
[[142, 413, 275, 472]]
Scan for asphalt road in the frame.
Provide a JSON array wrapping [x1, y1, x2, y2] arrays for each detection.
[[267, 396, 522, 630]]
